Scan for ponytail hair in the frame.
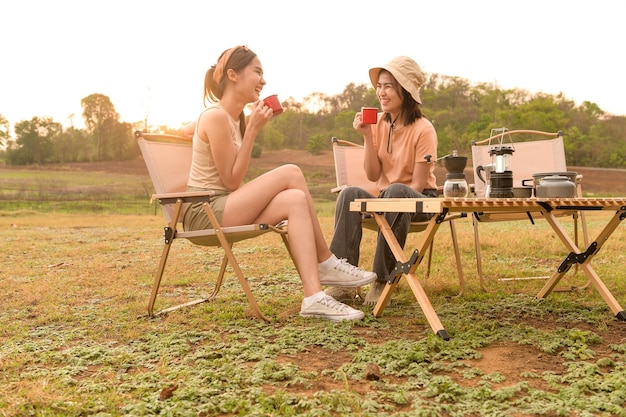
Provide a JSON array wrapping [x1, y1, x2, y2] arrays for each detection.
[[203, 45, 255, 106], [203, 46, 256, 136]]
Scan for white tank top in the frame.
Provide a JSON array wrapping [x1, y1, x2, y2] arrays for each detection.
[[187, 104, 242, 191]]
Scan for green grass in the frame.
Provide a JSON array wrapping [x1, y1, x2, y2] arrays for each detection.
[[0, 164, 337, 215], [0, 167, 155, 214]]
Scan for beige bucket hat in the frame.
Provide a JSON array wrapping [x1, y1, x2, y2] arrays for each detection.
[[369, 56, 425, 104]]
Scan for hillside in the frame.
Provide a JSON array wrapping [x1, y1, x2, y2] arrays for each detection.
[[20, 149, 626, 196], [251, 150, 626, 196]]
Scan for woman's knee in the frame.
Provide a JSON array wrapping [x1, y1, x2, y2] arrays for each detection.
[[380, 183, 413, 198], [339, 186, 371, 200], [277, 164, 304, 179], [336, 186, 368, 208]]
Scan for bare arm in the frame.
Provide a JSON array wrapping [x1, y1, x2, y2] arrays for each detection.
[[181, 121, 196, 139], [411, 124, 438, 192], [198, 102, 272, 190], [410, 161, 430, 192], [353, 110, 382, 182]]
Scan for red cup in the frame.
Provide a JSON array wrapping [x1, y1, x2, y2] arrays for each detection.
[[361, 107, 378, 124], [263, 94, 283, 116]]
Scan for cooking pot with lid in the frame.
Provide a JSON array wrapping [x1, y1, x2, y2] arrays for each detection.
[[534, 175, 577, 198], [521, 171, 578, 198], [530, 171, 578, 186]]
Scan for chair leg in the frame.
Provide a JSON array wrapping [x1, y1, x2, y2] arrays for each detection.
[[145, 235, 213, 317], [146, 233, 174, 316], [220, 241, 270, 322], [277, 228, 292, 259], [472, 211, 590, 293], [145, 200, 212, 317], [208, 253, 229, 301], [203, 202, 270, 322]]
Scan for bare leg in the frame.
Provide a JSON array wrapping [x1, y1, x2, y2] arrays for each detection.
[[221, 164, 332, 296]]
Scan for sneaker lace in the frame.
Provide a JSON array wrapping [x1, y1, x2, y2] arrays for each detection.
[[335, 258, 367, 277], [319, 295, 349, 312]]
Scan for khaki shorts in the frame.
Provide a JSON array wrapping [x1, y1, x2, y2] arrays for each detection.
[[183, 187, 230, 232]]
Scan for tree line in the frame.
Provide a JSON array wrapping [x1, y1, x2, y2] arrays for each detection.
[[1, 74, 625, 168]]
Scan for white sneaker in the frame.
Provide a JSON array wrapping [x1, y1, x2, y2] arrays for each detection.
[[319, 258, 377, 287], [300, 294, 365, 322], [324, 286, 358, 303]]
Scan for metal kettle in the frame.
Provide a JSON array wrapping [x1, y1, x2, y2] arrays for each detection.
[[476, 163, 494, 198]]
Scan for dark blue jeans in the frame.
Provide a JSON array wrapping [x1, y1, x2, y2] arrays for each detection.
[[329, 183, 434, 282]]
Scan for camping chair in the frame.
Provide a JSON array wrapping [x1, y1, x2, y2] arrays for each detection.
[[331, 137, 467, 295], [135, 131, 289, 321], [470, 128, 589, 290]]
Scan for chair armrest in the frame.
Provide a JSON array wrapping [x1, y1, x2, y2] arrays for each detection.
[[331, 185, 347, 194], [135, 131, 191, 144], [151, 190, 216, 204], [332, 137, 362, 148]]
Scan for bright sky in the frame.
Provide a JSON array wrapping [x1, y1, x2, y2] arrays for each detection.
[[2, 0, 625, 131]]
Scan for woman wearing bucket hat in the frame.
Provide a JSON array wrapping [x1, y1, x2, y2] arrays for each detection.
[[328, 56, 438, 305]]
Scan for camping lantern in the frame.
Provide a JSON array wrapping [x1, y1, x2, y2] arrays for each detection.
[[486, 128, 515, 198], [489, 144, 514, 173]]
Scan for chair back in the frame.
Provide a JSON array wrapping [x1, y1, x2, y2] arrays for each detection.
[[137, 134, 192, 223], [332, 138, 380, 196], [471, 132, 566, 198]]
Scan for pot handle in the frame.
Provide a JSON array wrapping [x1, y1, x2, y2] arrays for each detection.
[[521, 178, 533, 187]]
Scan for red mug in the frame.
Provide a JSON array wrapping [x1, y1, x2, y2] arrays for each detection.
[[263, 94, 283, 116], [361, 107, 378, 124]]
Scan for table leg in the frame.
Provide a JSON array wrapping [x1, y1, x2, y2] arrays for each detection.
[[371, 212, 450, 340], [538, 208, 626, 320]]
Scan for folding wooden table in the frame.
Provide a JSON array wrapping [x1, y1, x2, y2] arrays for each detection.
[[350, 197, 626, 340]]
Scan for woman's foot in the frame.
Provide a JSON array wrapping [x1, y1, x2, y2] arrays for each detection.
[[324, 286, 358, 303], [300, 294, 364, 322], [319, 258, 377, 287], [364, 280, 389, 306]]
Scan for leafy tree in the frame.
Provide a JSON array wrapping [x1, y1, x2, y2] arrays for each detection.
[[0, 113, 9, 149], [262, 123, 285, 150], [81, 93, 120, 160], [306, 133, 327, 155], [332, 110, 361, 144], [52, 126, 91, 163], [601, 115, 626, 167], [265, 111, 301, 148], [3, 77, 626, 168], [6, 117, 60, 165], [563, 126, 586, 166], [507, 94, 567, 133], [109, 121, 137, 160], [336, 83, 374, 112], [281, 97, 306, 114], [301, 92, 334, 115]]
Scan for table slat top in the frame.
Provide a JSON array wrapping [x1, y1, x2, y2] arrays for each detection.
[[350, 197, 626, 214]]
